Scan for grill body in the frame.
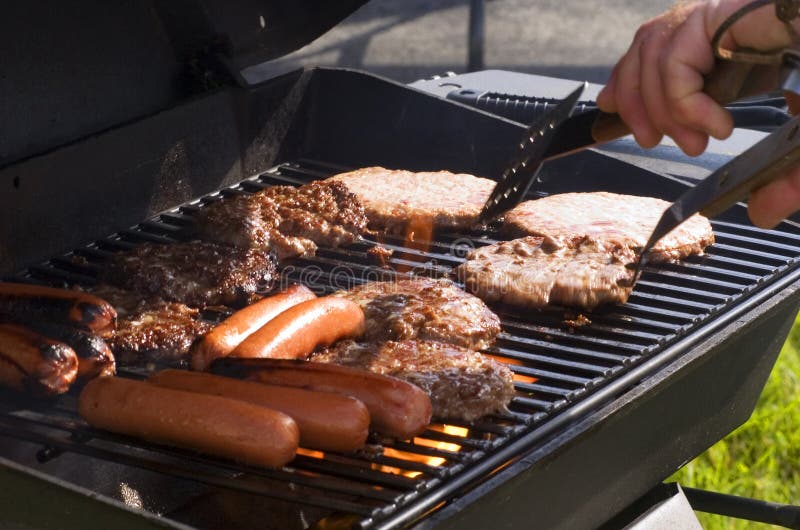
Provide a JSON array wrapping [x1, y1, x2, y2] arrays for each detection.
[[1, 68, 799, 529], [416, 284, 798, 529]]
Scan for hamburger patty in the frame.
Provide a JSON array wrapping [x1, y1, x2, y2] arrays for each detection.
[[328, 167, 495, 234], [100, 241, 276, 307], [90, 285, 212, 367], [456, 236, 637, 310], [334, 277, 501, 350], [194, 180, 367, 261], [312, 340, 515, 422], [504, 192, 714, 262]]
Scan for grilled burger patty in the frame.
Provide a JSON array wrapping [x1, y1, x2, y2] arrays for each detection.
[[90, 285, 212, 366], [456, 236, 637, 310], [334, 277, 501, 350], [100, 241, 276, 307], [328, 167, 495, 234], [312, 339, 515, 422], [504, 192, 715, 262], [194, 181, 367, 260]]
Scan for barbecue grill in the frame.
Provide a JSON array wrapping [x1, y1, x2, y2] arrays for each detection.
[[2, 3, 800, 529]]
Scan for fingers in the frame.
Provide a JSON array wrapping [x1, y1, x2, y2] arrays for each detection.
[[661, 7, 734, 143], [612, 32, 661, 148], [597, 3, 732, 156], [596, 63, 619, 113], [748, 166, 800, 228], [638, 18, 709, 156]]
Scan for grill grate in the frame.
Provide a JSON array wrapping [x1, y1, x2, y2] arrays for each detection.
[[3, 158, 800, 529]]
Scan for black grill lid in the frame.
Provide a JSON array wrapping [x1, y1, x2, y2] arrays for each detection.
[[0, 1, 368, 168]]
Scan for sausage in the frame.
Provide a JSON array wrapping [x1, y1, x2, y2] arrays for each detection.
[[27, 322, 115, 384], [0, 323, 78, 396], [79, 377, 299, 467], [210, 358, 432, 440], [149, 369, 369, 452], [191, 284, 316, 371], [230, 297, 365, 361], [0, 282, 116, 333]]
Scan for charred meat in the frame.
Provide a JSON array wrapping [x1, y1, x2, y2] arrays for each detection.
[[100, 241, 275, 307], [90, 285, 212, 367], [312, 339, 515, 422], [194, 181, 367, 260], [334, 277, 501, 350]]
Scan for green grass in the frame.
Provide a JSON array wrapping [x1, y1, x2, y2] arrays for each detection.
[[669, 312, 800, 529]]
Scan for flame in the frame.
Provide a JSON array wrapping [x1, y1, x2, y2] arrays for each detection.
[[397, 215, 435, 273], [371, 424, 469, 478], [296, 448, 325, 459], [484, 354, 538, 384]]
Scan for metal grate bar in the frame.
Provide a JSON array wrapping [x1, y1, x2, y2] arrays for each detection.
[[642, 270, 749, 293], [712, 219, 800, 238], [713, 227, 800, 256], [8, 408, 408, 503], [493, 337, 631, 364], [0, 417, 382, 515], [582, 314, 683, 336], [488, 346, 614, 376], [710, 242, 794, 264], [498, 328, 651, 352], [291, 454, 420, 490], [635, 280, 733, 304], [656, 261, 763, 284], [626, 291, 719, 312], [614, 302, 699, 324]]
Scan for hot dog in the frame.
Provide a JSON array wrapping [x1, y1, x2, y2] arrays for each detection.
[[191, 284, 316, 371], [79, 377, 299, 467], [0, 323, 78, 395], [27, 322, 115, 384], [230, 297, 365, 360], [210, 358, 432, 440], [149, 369, 369, 452], [0, 282, 116, 333]]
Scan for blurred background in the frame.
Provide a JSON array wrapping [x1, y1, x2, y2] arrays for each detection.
[[250, 2, 800, 529], [247, 0, 670, 84]]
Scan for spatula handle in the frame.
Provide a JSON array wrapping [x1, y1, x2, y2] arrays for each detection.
[[592, 60, 758, 142]]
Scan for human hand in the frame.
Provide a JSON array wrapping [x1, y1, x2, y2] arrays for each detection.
[[596, 0, 799, 227]]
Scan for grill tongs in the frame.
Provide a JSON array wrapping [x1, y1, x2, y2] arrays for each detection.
[[479, 80, 800, 277], [480, 0, 800, 279], [637, 111, 800, 274], [477, 83, 591, 224]]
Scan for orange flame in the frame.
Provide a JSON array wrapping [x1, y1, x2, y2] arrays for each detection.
[[397, 215, 435, 273], [296, 448, 325, 459], [371, 424, 469, 478], [484, 354, 538, 384]]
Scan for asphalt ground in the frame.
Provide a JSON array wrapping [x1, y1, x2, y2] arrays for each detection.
[[247, 0, 673, 85]]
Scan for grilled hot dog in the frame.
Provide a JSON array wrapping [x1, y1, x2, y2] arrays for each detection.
[[230, 297, 365, 360], [0, 323, 78, 395], [191, 284, 316, 371], [211, 358, 432, 440], [0, 282, 116, 333], [149, 369, 369, 452], [28, 322, 115, 383], [79, 377, 299, 467]]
